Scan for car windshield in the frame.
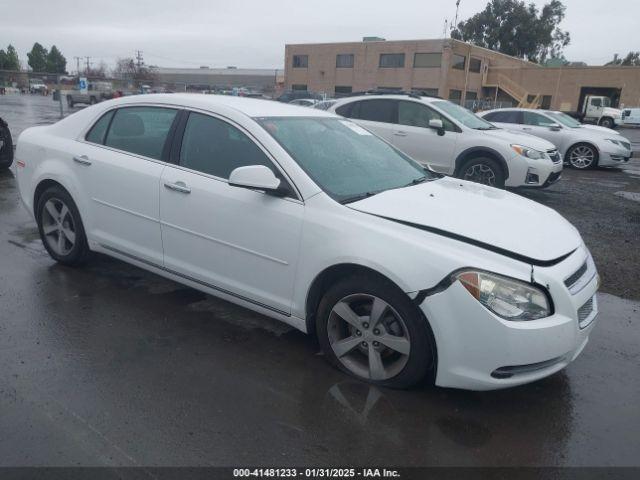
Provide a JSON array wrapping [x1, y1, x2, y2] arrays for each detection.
[[546, 111, 582, 128], [258, 117, 437, 203], [431, 100, 497, 130]]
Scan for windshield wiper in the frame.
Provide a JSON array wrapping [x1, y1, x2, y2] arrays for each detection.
[[405, 176, 428, 187], [339, 191, 379, 205]]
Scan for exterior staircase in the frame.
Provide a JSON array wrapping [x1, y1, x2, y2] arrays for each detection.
[[483, 69, 541, 109]]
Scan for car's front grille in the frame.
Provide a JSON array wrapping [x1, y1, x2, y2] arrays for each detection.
[[548, 149, 562, 163], [565, 262, 588, 290], [578, 296, 596, 329]]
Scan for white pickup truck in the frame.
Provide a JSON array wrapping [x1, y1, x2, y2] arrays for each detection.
[[566, 95, 623, 129]]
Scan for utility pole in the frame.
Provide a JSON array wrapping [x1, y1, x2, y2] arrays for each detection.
[[85, 56, 92, 74], [73, 56, 81, 75], [453, 0, 461, 31], [135, 50, 144, 69]]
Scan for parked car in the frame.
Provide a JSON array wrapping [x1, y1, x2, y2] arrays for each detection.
[[276, 90, 320, 103], [0, 116, 13, 169], [67, 82, 114, 107], [622, 107, 640, 126], [479, 108, 632, 169], [289, 98, 319, 107], [563, 95, 623, 129], [15, 94, 599, 390], [328, 94, 562, 188]]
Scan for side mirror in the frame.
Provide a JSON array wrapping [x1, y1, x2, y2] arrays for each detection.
[[429, 118, 445, 136], [228, 165, 285, 196], [548, 123, 562, 131]]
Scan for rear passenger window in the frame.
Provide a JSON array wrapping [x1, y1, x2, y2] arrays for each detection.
[[179, 112, 274, 179], [104, 107, 178, 160], [351, 100, 396, 124], [485, 110, 521, 123], [398, 101, 456, 131], [85, 110, 114, 144]]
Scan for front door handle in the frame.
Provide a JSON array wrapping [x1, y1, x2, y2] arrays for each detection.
[[164, 181, 191, 194], [393, 131, 409, 137], [522, 127, 532, 131], [73, 155, 92, 166]]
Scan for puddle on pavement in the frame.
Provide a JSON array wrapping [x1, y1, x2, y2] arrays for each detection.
[[615, 191, 640, 203]]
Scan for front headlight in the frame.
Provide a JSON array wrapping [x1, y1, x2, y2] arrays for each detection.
[[455, 270, 551, 321], [606, 138, 622, 146], [511, 144, 547, 160]]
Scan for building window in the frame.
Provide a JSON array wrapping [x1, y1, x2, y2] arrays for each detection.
[[292, 55, 308, 68], [414, 53, 442, 68], [449, 89, 463, 104], [291, 84, 307, 91], [451, 54, 466, 71], [334, 86, 353, 97], [379, 54, 405, 68], [465, 91, 478, 100], [469, 57, 482, 73], [336, 54, 354, 68], [412, 88, 439, 97], [377, 86, 403, 92], [541, 95, 552, 109]]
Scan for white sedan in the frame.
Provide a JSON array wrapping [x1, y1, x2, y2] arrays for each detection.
[[15, 94, 599, 390], [479, 108, 633, 169]]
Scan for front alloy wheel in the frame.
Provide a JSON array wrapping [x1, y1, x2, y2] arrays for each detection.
[[463, 163, 497, 186], [317, 275, 436, 389], [568, 145, 597, 169], [328, 294, 411, 381]]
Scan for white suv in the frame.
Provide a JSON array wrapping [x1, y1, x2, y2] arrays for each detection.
[[328, 94, 563, 188]]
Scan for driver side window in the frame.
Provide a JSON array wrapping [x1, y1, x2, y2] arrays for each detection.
[[179, 112, 275, 180], [397, 101, 455, 131], [523, 112, 555, 127]]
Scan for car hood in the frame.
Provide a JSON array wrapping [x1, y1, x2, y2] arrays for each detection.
[[481, 128, 556, 151], [580, 124, 619, 135], [349, 177, 581, 265]]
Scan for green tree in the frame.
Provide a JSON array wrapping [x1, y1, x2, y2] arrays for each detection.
[[27, 42, 48, 72], [606, 52, 640, 66], [0, 45, 20, 70], [451, 0, 570, 63], [46, 45, 67, 73]]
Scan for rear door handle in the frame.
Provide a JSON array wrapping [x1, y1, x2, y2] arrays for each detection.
[[522, 127, 532, 131], [393, 131, 409, 137], [164, 181, 191, 194], [73, 155, 92, 166]]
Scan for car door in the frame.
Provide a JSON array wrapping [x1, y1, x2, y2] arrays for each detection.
[[520, 111, 563, 148], [336, 99, 397, 142], [391, 100, 460, 172], [79, 106, 179, 265], [159, 110, 304, 315]]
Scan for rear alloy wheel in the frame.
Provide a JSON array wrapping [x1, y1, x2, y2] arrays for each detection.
[[317, 275, 435, 389], [36, 186, 90, 266], [460, 157, 505, 188], [567, 144, 598, 169]]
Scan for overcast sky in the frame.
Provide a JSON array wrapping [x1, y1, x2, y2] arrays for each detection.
[[0, 0, 637, 71]]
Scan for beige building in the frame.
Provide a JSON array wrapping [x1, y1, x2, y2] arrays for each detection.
[[284, 38, 640, 111]]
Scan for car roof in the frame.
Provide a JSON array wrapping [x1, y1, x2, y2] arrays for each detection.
[[333, 94, 441, 105], [110, 93, 335, 119]]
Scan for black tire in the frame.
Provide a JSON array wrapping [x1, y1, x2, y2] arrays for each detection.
[[566, 143, 598, 169], [89, 96, 97, 105], [36, 186, 90, 266], [458, 156, 505, 188], [316, 274, 436, 389], [0, 121, 13, 169], [66, 96, 74, 108], [599, 117, 614, 129]]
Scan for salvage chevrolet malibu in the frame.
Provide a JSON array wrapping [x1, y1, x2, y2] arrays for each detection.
[[15, 94, 599, 390]]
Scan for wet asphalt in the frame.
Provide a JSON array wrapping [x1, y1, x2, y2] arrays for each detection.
[[0, 95, 639, 467]]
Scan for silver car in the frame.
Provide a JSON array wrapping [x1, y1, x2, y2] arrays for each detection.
[[479, 108, 632, 169]]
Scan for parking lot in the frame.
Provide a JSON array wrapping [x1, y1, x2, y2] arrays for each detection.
[[1, 94, 639, 467]]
